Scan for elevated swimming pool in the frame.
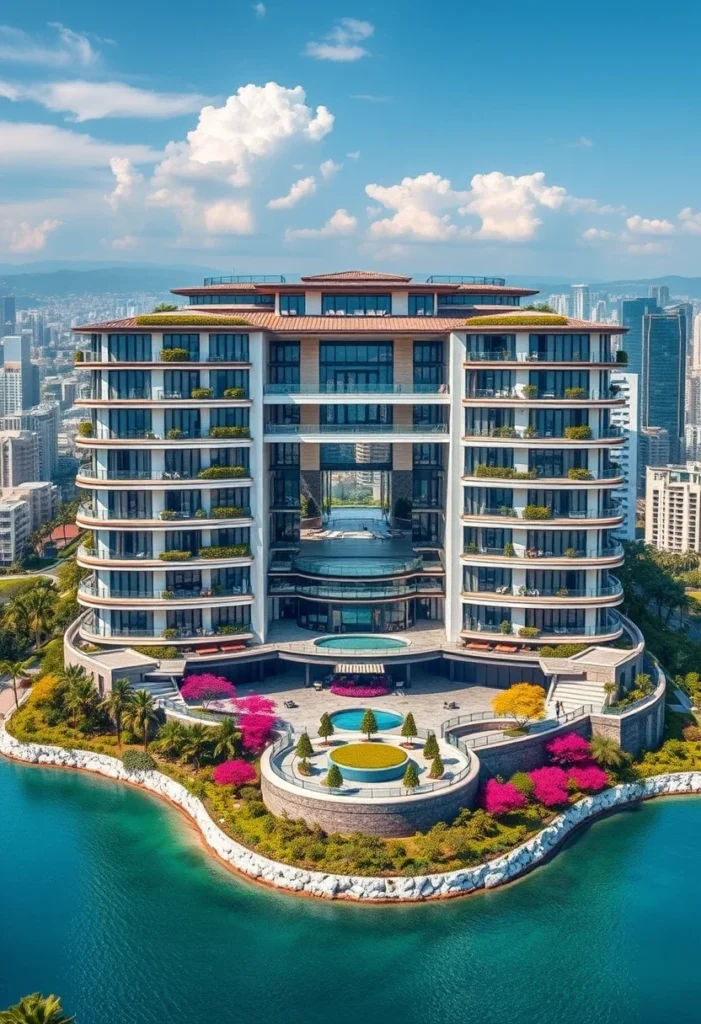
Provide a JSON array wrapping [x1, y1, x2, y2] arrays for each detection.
[[313, 635, 409, 652], [330, 708, 403, 732]]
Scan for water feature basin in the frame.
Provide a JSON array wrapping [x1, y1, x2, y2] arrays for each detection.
[[330, 708, 403, 731], [328, 742, 409, 782], [313, 635, 409, 652]]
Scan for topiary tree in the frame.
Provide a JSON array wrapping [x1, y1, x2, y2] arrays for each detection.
[[360, 708, 378, 741], [297, 758, 312, 776], [325, 764, 343, 788], [491, 682, 546, 729], [401, 712, 417, 747], [318, 712, 334, 745], [429, 753, 444, 779], [423, 732, 439, 759], [295, 732, 314, 759], [403, 762, 420, 788]]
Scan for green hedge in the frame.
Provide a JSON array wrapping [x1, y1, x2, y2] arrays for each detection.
[[158, 550, 193, 561], [567, 468, 593, 480], [121, 750, 156, 772], [197, 545, 251, 558], [208, 426, 250, 438], [564, 425, 592, 440], [210, 506, 247, 518], [523, 504, 551, 519], [131, 645, 178, 659], [136, 315, 250, 326], [160, 348, 190, 361], [465, 314, 569, 326], [198, 465, 248, 479]]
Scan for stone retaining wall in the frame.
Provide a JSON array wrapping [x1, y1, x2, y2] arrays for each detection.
[[2, 722, 700, 902]]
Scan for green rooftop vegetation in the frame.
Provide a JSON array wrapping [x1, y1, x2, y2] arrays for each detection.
[[465, 314, 569, 326], [134, 314, 251, 327]]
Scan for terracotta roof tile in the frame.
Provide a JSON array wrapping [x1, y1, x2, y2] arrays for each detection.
[[300, 269, 412, 282]]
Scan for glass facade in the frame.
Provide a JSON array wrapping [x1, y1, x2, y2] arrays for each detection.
[[322, 294, 391, 314], [319, 342, 393, 392]]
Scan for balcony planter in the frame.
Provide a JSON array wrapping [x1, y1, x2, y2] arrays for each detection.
[[564, 547, 578, 558], [162, 590, 175, 599], [555, 588, 569, 597], [564, 387, 587, 399], [77, 421, 93, 437], [159, 510, 178, 521], [521, 384, 538, 399], [464, 542, 478, 554], [223, 387, 246, 399], [145, 431, 156, 439], [191, 388, 214, 400], [195, 508, 206, 518], [524, 425, 538, 438], [74, 350, 85, 362], [162, 628, 180, 639], [197, 545, 251, 559], [208, 426, 250, 438], [564, 425, 592, 440], [518, 626, 541, 638], [197, 465, 247, 479], [567, 468, 593, 480], [160, 348, 190, 362], [491, 426, 517, 438], [211, 506, 246, 518], [159, 550, 193, 561], [218, 624, 248, 634], [166, 428, 184, 439], [503, 542, 515, 557], [499, 620, 513, 635], [523, 505, 551, 520]]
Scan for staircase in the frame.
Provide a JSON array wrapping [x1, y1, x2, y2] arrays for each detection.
[[548, 676, 608, 715], [140, 676, 183, 705]]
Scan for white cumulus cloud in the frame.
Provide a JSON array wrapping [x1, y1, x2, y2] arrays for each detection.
[[285, 208, 357, 240], [581, 227, 614, 242], [267, 175, 317, 209], [204, 200, 254, 234], [678, 207, 701, 234], [0, 23, 100, 67], [154, 82, 333, 188], [0, 121, 158, 168], [366, 172, 465, 241], [0, 217, 62, 252], [461, 171, 569, 241], [305, 18, 373, 61], [626, 215, 675, 235], [106, 157, 144, 210], [320, 158, 342, 180]]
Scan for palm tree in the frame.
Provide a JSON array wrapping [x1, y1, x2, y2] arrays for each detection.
[[25, 586, 57, 648], [64, 676, 97, 732], [151, 719, 188, 760], [4, 594, 30, 636], [181, 723, 212, 769], [0, 992, 74, 1023], [100, 677, 134, 747], [589, 735, 629, 770], [212, 716, 241, 761], [124, 689, 159, 750], [0, 658, 28, 709]]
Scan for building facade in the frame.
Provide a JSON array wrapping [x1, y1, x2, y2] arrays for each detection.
[[0, 430, 40, 487], [0, 496, 31, 565], [645, 462, 701, 553], [72, 271, 628, 684], [0, 403, 60, 481], [609, 372, 638, 540], [641, 311, 686, 462]]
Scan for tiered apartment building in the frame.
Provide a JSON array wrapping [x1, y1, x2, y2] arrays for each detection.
[[73, 270, 629, 686]]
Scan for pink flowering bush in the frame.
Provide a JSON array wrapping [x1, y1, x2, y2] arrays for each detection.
[[529, 766, 569, 807], [234, 694, 277, 715], [567, 764, 608, 793], [546, 732, 591, 766], [239, 712, 276, 752], [329, 684, 390, 698], [481, 779, 526, 816], [212, 760, 257, 788], [181, 673, 236, 707]]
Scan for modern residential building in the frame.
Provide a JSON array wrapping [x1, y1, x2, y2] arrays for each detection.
[[0, 334, 36, 414], [571, 284, 591, 321], [692, 313, 701, 373], [1, 481, 59, 532], [685, 424, 701, 461], [0, 496, 31, 565], [71, 270, 628, 689], [0, 403, 60, 482], [548, 293, 570, 317], [640, 311, 685, 463], [609, 372, 638, 540], [0, 430, 40, 487], [648, 284, 670, 308], [620, 297, 659, 388], [639, 426, 671, 492], [645, 462, 701, 553]]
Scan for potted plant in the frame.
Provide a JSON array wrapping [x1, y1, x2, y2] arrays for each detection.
[[499, 619, 513, 635], [521, 384, 538, 399], [503, 541, 515, 557]]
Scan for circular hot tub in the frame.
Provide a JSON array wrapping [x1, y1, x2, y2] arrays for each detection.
[[328, 742, 409, 782], [313, 635, 409, 652]]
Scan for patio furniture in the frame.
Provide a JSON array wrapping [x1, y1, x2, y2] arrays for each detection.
[[195, 645, 218, 656], [313, 680, 323, 691]]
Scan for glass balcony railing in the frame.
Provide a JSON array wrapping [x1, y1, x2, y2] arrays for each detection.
[[78, 467, 251, 482], [85, 429, 251, 441], [78, 504, 251, 522], [79, 581, 252, 600], [462, 543, 624, 560], [468, 388, 620, 401], [461, 612, 621, 639], [82, 622, 251, 639], [264, 383, 449, 395], [292, 556, 425, 577], [264, 423, 449, 436], [463, 426, 623, 440], [85, 388, 250, 401], [465, 352, 618, 364], [268, 578, 444, 599], [463, 506, 621, 521], [461, 581, 623, 600]]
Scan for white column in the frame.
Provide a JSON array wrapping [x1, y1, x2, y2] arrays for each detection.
[[444, 332, 465, 642], [248, 331, 268, 641]]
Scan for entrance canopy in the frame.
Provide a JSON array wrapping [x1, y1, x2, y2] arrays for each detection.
[[334, 663, 385, 674]]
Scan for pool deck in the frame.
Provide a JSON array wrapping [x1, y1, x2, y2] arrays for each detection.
[[229, 668, 498, 738]]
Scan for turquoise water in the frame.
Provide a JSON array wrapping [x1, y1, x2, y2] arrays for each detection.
[[330, 708, 403, 731], [1, 756, 701, 1024], [314, 635, 408, 650]]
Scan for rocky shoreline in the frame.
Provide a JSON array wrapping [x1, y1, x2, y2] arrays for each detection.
[[2, 725, 699, 902]]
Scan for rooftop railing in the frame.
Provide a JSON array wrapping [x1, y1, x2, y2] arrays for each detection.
[[203, 274, 286, 285], [292, 555, 424, 577], [426, 275, 506, 285]]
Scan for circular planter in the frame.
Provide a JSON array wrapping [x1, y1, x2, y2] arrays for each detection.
[[328, 742, 409, 782]]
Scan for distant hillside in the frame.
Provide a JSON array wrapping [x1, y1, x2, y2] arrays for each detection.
[[0, 263, 226, 298], [508, 275, 701, 298]]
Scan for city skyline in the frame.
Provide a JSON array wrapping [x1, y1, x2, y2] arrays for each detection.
[[2, 2, 701, 274]]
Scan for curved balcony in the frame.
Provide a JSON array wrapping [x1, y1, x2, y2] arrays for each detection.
[[269, 578, 444, 600], [291, 555, 425, 578], [460, 611, 623, 645], [461, 506, 624, 528], [464, 388, 624, 407], [78, 620, 254, 646], [77, 545, 253, 570], [76, 430, 252, 448], [78, 579, 253, 607], [76, 469, 252, 490], [264, 423, 450, 442], [462, 426, 623, 446], [76, 505, 252, 530], [461, 471, 623, 489], [76, 389, 250, 409], [460, 543, 624, 568], [460, 578, 623, 607]]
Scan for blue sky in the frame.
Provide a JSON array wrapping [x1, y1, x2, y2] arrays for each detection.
[[1, 0, 701, 277]]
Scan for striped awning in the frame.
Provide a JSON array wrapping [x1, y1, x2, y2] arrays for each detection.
[[334, 663, 385, 674]]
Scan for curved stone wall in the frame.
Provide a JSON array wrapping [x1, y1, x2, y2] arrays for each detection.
[[2, 721, 700, 902], [260, 745, 480, 837]]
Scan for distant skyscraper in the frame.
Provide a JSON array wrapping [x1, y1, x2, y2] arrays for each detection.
[[609, 372, 638, 541], [593, 299, 607, 322], [547, 293, 570, 316], [0, 334, 34, 414], [641, 312, 686, 462], [571, 284, 590, 320], [692, 313, 701, 372], [648, 284, 670, 308], [621, 297, 660, 387], [639, 427, 671, 493], [0, 297, 16, 338], [0, 404, 59, 481]]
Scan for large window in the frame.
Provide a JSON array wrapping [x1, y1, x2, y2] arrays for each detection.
[[108, 370, 150, 400], [414, 444, 443, 466], [210, 448, 250, 471], [529, 409, 588, 437], [270, 444, 299, 466], [164, 408, 200, 437], [107, 449, 150, 479], [528, 448, 586, 477], [413, 406, 446, 426], [528, 370, 590, 395], [441, 294, 519, 306], [465, 369, 514, 396], [525, 608, 585, 633], [465, 334, 516, 360], [107, 334, 152, 361], [322, 294, 391, 314], [413, 470, 443, 508], [108, 531, 152, 558], [464, 408, 515, 437], [408, 294, 434, 316], [413, 341, 444, 390], [163, 334, 200, 359], [268, 342, 300, 388], [320, 404, 392, 425], [526, 530, 586, 557], [210, 407, 249, 429], [464, 447, 514, 474], [163, 369, 200, 398], [164, 449, 200, 479], [211, 369, 249, 398], [529, 334, 590, 362], [109, 571, 152, 597], [527, 489, 587, 517], [208, 334, 249, 361], [279, 294, 306, 315], [190, 294, 273, 305], [319, 342, 393, 393], [108, 490, 152, 519], [108, 409, 152, 439]]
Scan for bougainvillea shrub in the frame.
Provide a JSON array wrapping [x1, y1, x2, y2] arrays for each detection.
[[567, 764, 609, 793], [529, 766, 569, 806], [181, 674, 236, 707], [481, 778, 527, 815], [212, 760, 257, 787], [546, 732, 591, 766]]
